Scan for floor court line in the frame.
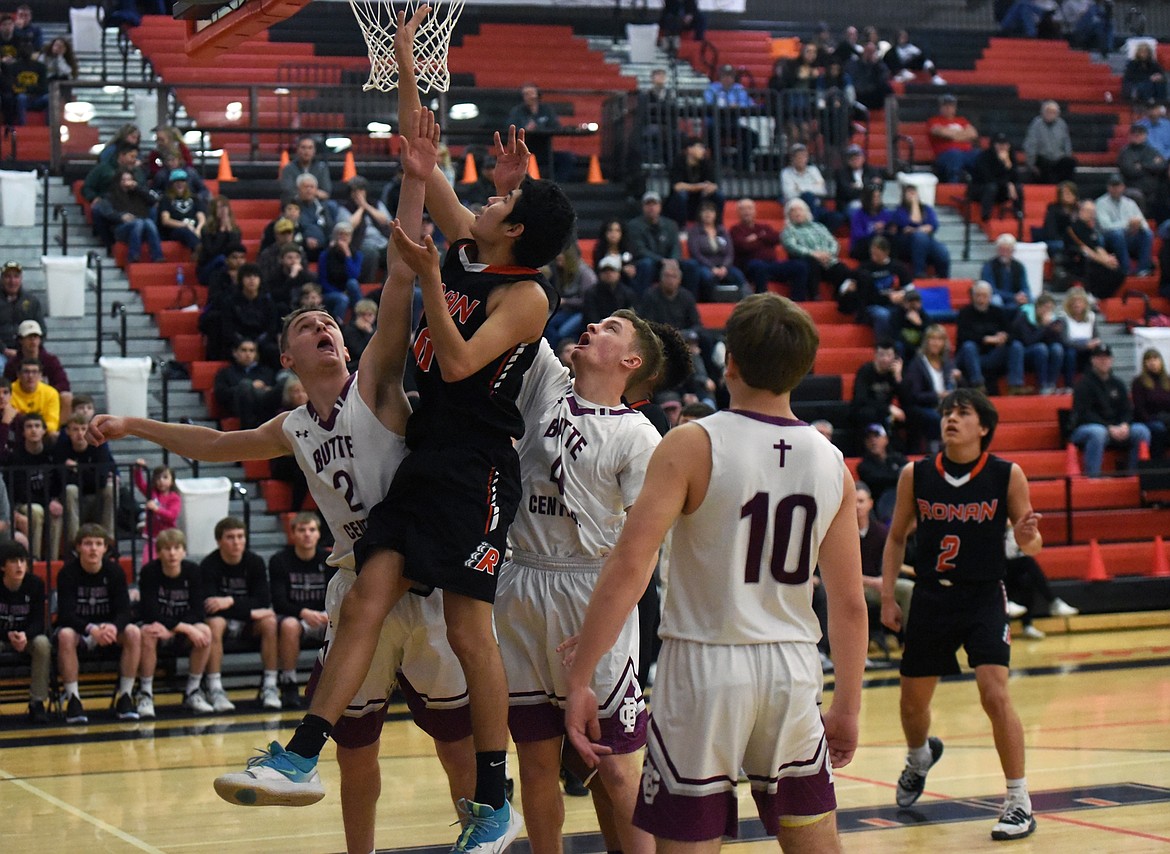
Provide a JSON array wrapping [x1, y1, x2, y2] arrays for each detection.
[[1008, 810, 1170, 844], [0, 766, 167, 854]]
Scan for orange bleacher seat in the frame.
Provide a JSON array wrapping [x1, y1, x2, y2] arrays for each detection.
[[157, 309, 201, 338], [171, 334, 206, 363], [698, 303, 736, 330], [1037, 540, 1157, 580], [813, 348, 872, 375], [190, 360, 228, 391], [243, 459, 272, 479], [129, 262, 196, 292], [140, 286, 207, 314], [1038, 507, 1170, 545], [114, 241, 190, 268], [818, 325, 873, 348]]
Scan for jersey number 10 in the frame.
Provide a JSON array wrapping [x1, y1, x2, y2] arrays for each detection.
[[740, 492, 817, 585]]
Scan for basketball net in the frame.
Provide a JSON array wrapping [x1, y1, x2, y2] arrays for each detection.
[[347, 0, 465, 93]]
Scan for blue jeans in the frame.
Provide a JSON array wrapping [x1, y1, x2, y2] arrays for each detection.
[[863, 304, 893, 340], [745, 258, 811, 298], [12, 92, 49, 126], [1024, 342, 1063, 389], [546, 310, 583, 346], [632, 257, 702, 297], [114, 218, 163, 263], [1070, 422, 1153, 477], [934, 148, 981, 182], [898, 231, 951, 277], [1102, 228, 1153, 273], [322, 279, 364, 322], [957, 339, 1025, 387]]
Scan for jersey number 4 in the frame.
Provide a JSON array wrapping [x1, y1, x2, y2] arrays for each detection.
[[740, 492, 817, 585], [936, 534, 961, 573]]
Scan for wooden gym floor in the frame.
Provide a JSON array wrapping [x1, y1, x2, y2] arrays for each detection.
[[1, 618, 1168, 853]]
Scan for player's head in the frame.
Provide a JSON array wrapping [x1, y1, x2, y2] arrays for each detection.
[[291, 512, 321, 552], [156, 528, 187, 566], [724, 294, 818, 395], [214, 516, 247, 562], [938, 388, 997, 450], [643, 320, 691, 397], [498, 177, 576, 269], [75, 524, 111, 570], [279, 306, 347, 371], [0, 541, 28, 583], [583, 309, 665, 394]]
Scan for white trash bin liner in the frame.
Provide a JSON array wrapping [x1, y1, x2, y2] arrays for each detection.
[[1012, 242, 1049, 299], [176, 477, 233, 558], [627, 23, 660, 64], [0, 169, 38, 227], [896, 171, 940, 208], [42, 255, 88, 318], [99, 356, 152, 418]]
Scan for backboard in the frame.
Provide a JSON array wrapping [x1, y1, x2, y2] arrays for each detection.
[[174, 0, 313, 59]]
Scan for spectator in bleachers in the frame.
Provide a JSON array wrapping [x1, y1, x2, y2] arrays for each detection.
[[260, 200, 305, 253], [205, 244, 248, 309], [846, 236, 913, 338], [1, 44, 47, 126], [43, 37, 78, 86], [103, 169, 164, 264], [199, 196, 242, 285], [664, 136, 723, 227], [775, 44, 820, 142], [1095, 174, 1154, 276], [213, 339, 280, 430], [11, 358, 60, 435], [13, 5, 40, 53], [0, 541, 49, 721], [851, 340, 905, 440], [1060, 284, 1101, 379], [1136, 100, 1170, 158], [582, 255, 636, 327], [890, 285, 933, 359], [82, 141, 142, 203], [728, 197, 808, 297], [1067, 0, 1114, 57], [0, 13, 20, 61], [4, 411, 62, 560], [6, 320, 70, 418], [294, 281, 325, 311], [294, 174, 338, 263], [55, 524, 141, 724], [458, 153, 495, 210], [1117, 124, 1167, 219], [890, 184, 951, 277], [143, 126, 193, 180], [956, 280, 1029, 394], [258, 218, 300, 290], [970, 132, 1024, 222], [849, 184, 891, 261], [999, 0, 1057, 37], [269, 511, 333, 709], [833, 144, 883, 213], [833, 25, 863, 64], [1004, 526, 1078, 640], [210, 263, 281, 367], [884, 29, 946, 85], [626, 190, 699, 296], [781, 197, 853, 300], [781, 142, 845, 232], [928, 94, 981, 182], [157, 170, 205, 254], [1067, 199, 1126, 299], [1010, 292, 1066, 395], [268, 244, 317, 313], [342, 176, 391, 284], [1132, 347, 1170, 458], [97, 123, 140, 165], [1022, 100, 1076, 184], [55, 412, 116, 547], [1070, 343, 1152, 476], [318, 220, 364, 321], [638, 258, 701, 335], [855, 480, 914, 625], [659, 0, 706, 47], [848, 43, 893, 111], [0, 262, 45, 361], [137, 527, 216, 717], [704, 64, 758, 168], [280, 135, 332, 202], [71, 392, 94, 423], [981, 234, 1032, 312], [149, 147, 208, 201], [543, 243, 595, 344], [1123, 43, 1167, 103], [506, 83, 565, 180], [592, 219, 637, 285], [857, 423, 908, 520], [341, 300, 377, 372], [901, 323, 961, 451], [132, 460, 180, 564], [202, 516, 280, 710], [685, 200, 746, 301]]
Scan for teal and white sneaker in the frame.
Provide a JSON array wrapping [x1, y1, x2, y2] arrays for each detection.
[[451, 798, 523, 853], [213, 742, 325, 807]]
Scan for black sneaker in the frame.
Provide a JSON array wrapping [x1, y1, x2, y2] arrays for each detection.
[[991, 804, 1036, 840], [113, 691, 140, 721], [280, 679, 301, 710], [27, 700, 48, 724], [560, 767, 590, 797], [64, 693, 88, 725], [895, 736, 944, 807]]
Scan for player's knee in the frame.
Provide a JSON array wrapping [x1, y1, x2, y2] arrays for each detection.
[[776, 811, 839, 853], [279, 617, 302, 640], [978, 682, 1012, 717], [257, 613, 277, 636], [336, 741, 381, 779]]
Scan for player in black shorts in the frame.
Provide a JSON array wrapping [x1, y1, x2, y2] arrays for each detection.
[[880, 388, 1042, 842]]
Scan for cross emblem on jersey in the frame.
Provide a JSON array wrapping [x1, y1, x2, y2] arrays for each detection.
[[773, 439, 793, 467]]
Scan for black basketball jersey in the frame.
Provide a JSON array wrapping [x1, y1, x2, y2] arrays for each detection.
[[912, 452, 1013, 584], [407, 238, 557, 449]]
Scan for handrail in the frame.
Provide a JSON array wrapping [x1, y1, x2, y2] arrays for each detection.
[[90, 250, 104, 363]]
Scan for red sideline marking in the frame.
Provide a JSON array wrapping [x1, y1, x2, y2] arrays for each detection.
[[1074, 797, 1119, 807], [859, 818, 902, 828], [1042, 812, 1170, 844], [1103, 650, 1134, 657]]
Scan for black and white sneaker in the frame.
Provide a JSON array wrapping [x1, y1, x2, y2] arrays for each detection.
[[28, 700, 49, 724], [991, 804, 1036, 840], [63, 693, 88, 725], [280, 679, 301, 710], [114, 691, 140, 721], [895, 736, 944, 807]]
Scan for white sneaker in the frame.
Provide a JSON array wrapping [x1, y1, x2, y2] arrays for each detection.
[[259, 684, 281, 711], [931, 74, 948, 86], [1006, 600, 1028, 619], [1049, 597, 1079, 617], [214, 742, 325, 807], [1021, 624, 1046, 640], [895, 69, 916, 83], [184, 689, 214, 714], [207, 686, 236, 713], [137, 693, 156, 719], [991, 803, 1036, 840]]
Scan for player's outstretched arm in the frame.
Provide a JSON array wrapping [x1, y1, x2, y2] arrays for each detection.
[[818, 471, 867, 769], [564, 423, 706, 766], [491, 125, 530, 197], [87, 413, 291, 462], [880, 463, 916, 633], [1007, 463, 1042, 555]]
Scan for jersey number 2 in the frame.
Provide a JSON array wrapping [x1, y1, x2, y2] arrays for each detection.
[[936, 534, 961, 573], [740, 492, 817, 585], [332, 471, 365, 513]]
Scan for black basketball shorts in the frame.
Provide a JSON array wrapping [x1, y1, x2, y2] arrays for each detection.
[[900, 580, 1012, 677]]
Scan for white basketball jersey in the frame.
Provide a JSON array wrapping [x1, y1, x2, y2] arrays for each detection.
[[660, 410, 845, 646], [283, 373, 406, 570], [510, 340, 660, 559]]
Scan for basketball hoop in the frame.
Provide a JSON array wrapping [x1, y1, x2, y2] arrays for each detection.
[[347, 0, 465, 93]]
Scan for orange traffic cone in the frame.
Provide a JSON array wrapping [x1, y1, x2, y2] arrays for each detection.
[[278, 149, 289, 176], [1153, 535, 1170, 577], [461, 152, 478, 184], [1138, 440, 1151, 462], [1086, 538, 1108, 582], [342, 150, 357, 183], [217, 151, 236, 182], [526, 156, 541, 180], [1065, 443, 1081, 477], [586, 154, 605, 184]]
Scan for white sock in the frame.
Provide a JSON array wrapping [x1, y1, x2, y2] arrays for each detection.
[[64, 681, 80, 699], [281, 669, 298, 684], [186, 673, 204, 696], [908, 742, 933, 768], [263, 670, 278, 688], [206, 672, 223, 692], [118, 676, 135, 696], [1006, 777, 1031, 810], [139, 677, 154, 696]]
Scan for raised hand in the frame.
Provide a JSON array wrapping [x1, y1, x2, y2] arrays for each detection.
[[391, 219, 442, 284], [492, 125, 531, 195], [391, 5, 429, 80], [399, 107, 441, 180]]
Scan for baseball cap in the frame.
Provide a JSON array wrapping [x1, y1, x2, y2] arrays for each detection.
[[992, 132, 1010, 144], [720, 64, 735, 74], [865, 423, 887, 437], [1, 260, 21, 274], [789, 142, 808, 154], [169, 169, 188, 181], [1107, 173, 1125, 185], [939, 93, 957, 104], [274, 217, 296, 233], [17, 320, 42, 337], [597, 254, 622, 272], [642, 190, 662, 204], [1089, 343, 1113, 357], [846, 143, 864, 155]]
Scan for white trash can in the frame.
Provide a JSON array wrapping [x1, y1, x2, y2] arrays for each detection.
[[896, 171, 940, 208], [176, 477, 233, 558], [70, 6, 104, 53], [0, 169, 38, 227], [1013, 242, 1048, 299], [627, 23, 660, 64], [42, 255, 88, 318], [99, 356, 152, 418], [135, 94, 160, 140]]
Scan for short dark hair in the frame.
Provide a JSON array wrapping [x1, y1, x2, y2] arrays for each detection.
[[239, 263, 262, 281], [505, 177, 576, 269], [0, 541, 29, 566], [938, 388, 999, 450], [19, 357, 41, 371], [22, 411, 44, 428], [612, 309, 665, 394], [871, 235, 890, 253], [214, 516, 246, 541], [116, 141, 139, 157], [74, 523, 111, 547], [645, 320, 692, 393], [725, 294, 819, 394]]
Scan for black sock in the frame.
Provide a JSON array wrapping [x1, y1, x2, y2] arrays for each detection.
[[286, 714, 332, 759], [475, 750, 508, 809]]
